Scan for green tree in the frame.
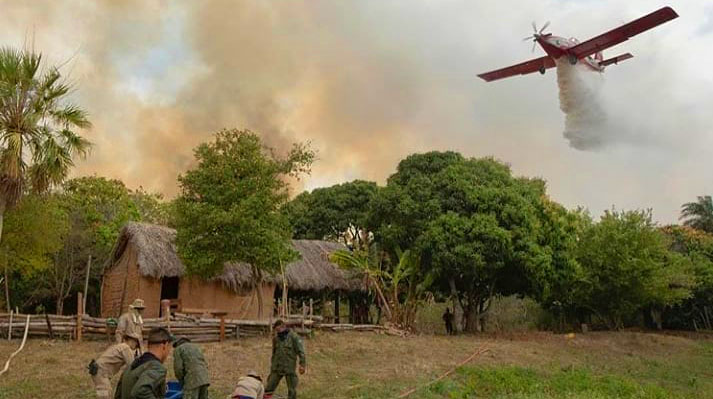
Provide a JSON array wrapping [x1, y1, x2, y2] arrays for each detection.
[[175, 129, 314, 317], [371, 152, 555, 332], [130, 187, 173, 227], [534, 202, 589, 331], [51, 177, 167, 314], [680, 196, 713, 233], [662, 225, 713, 330], [576, 209, 694, 330], [0, 47, 90, 307], [0, 47, 91, 242], [0, 194, 68, 311], [284, 180, 377, 248]]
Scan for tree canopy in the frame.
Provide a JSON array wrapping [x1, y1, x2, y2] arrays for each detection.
[[175, 129, 314, 280], [284, 179, 377, 248]]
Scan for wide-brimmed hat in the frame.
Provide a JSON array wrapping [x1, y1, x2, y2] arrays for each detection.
[[129, 299, 145, 309]]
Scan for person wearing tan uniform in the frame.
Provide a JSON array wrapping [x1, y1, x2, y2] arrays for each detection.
[[115, 299, 145, 350], [90, 332, 141, 399], [230, 371, 265, 399]]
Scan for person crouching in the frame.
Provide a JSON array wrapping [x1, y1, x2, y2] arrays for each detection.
[[230, 370, 265, 399], [88, 332, 140, 399], [173, 336, 211, 399]]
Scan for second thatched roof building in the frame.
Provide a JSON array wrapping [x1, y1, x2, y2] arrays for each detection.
[[101, 222, 361, 320]]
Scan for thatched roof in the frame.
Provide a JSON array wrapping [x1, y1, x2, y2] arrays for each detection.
[[110, 222, 362, 292]]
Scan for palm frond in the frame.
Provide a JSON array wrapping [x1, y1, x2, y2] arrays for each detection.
[[0, 46, 91, 203]]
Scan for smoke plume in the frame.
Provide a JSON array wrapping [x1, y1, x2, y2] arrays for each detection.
[[556, 60, 611, 150], [0, 0, 711, 223]]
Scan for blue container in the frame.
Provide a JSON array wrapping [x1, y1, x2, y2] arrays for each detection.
[[166, 380, 182, 399]]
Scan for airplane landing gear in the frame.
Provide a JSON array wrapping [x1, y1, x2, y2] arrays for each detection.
[[539, 66, 546, 75], [568, 54, 578, 65]]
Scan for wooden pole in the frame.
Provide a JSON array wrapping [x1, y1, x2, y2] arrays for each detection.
[[83, 256, 92, 315], [76, 292, 83, 342], [45, 313, 55, 340], [161, 299, 171, 333], [302, 301, 306, 331], [309, 299, 313, 319], [7, 310, 12, 340], [219, 315, 225, 342], [280, 259, 288, 318], [335, 291, 340, 325]]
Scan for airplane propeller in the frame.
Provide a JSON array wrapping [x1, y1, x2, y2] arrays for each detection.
[[523, 21, 551, 52]]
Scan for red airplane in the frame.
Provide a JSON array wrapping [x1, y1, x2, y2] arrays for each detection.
[[478, 6, 678, 82]]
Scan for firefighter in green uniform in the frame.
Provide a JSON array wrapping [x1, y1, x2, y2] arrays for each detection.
[[264, 320, 306, 399], [173, 337, 211, 399], [114, 327, 173, 399]]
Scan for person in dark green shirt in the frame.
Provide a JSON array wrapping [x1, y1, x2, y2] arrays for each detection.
[[173, 337, 211, 399], [114, 327, 173, 399], [264, 320, 306, 399]]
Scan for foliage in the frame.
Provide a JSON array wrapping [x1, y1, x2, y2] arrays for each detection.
[[0, 176, 168, 314], [371, 152, 554, 332], [680, 195, 713, 233], [0, 194, 68, 311], [0, 194, 67, 273], [284, 180, 377, 248], [0, 46, 91, 211], [174, 128, 314, 283], [575, 209, 694, 329], [661, 225, 713, 330], [331, 245, 426, 328]]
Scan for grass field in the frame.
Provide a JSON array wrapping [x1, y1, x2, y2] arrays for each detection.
[[1, 330, 712, 398]]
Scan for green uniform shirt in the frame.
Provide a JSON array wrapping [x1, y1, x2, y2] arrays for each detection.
[[114, 353, 166, 399], [270, 330, 306, 374], [173, 342, 210, 390]]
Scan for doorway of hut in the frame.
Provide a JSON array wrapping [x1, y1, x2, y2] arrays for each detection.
[[160, 276, 180, 316]]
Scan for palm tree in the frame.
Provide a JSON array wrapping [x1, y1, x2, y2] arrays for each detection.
[[0, 47, 91, 309], [680, 196, 713, 233]]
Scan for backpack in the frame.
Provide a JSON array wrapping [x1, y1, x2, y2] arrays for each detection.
[[87, 359, 98, 376]]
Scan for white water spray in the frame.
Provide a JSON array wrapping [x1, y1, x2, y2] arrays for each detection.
[[556, 59, 612, 150]]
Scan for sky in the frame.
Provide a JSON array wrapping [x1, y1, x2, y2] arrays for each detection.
[[0, 0, 711, 223]]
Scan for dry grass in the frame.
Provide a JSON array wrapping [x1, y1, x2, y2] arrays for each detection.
[[0, 331, 711, 398]]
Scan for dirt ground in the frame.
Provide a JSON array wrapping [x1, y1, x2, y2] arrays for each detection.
[[0, 330, 711, 398]]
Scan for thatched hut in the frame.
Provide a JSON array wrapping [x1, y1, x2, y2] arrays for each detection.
[[101, 222, 359, 320]]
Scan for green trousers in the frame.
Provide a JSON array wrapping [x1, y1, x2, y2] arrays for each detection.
[[182, 384, 209, 399], [265, 372, 298, 399]]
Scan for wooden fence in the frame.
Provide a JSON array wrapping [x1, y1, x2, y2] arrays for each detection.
[[0, 312, 285, 343]]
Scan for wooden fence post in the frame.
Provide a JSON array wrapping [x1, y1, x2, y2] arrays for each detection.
[[219, 315, 225, 342], [77, 292, 83, 342], [161, 300, 171, 333], [7, 310, 12, 340], [45, 313, 55, 340]]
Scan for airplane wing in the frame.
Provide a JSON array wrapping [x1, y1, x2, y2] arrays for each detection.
[[569, 6, 678, 59], [478, 55, 555, 82]]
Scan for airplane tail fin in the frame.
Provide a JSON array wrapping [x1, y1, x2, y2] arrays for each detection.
[[600, 53, 633, 67]]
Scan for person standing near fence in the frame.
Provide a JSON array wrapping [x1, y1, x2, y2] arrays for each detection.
[[88, 332, 140, 399], [264, 320, 306, 399], [116, 299, 145, 351], [173, 336, 211, 399]]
